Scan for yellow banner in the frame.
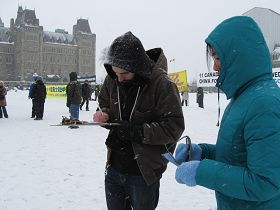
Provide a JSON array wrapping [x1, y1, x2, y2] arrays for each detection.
[[46, 85, 67, 98], [168, 70, 188, 93]]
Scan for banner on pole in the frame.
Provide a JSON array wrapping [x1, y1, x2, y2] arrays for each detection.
[[168, 70, 188, 93], [197, 71, 219, 87], [77, 75, 96, 84]]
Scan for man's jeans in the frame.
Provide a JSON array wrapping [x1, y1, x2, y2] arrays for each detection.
[[105, 166, 160, 210], [69, 104, 79, 119]]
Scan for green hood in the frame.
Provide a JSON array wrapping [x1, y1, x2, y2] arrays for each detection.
[[205, 16, 272, 99]]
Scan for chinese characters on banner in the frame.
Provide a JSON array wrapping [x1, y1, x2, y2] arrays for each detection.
[[168, 70, 188, 93]]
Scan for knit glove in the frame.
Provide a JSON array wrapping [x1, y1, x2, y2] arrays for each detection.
[[175, 160, 200, 186], [175, 143, 202, 165], [117, 121, 143, 143]]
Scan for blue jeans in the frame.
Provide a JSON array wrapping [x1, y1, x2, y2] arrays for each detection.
[[69, 104, 79, 119], [105, 166, 160, 210]]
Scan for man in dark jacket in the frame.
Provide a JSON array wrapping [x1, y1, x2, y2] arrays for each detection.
[[66, 72, 82, 120], [31, 77, 46, 120], [80, 80, 91, 111], [93, 32, 184, 210]]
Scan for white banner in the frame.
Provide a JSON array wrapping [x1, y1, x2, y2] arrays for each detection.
[[273, 68, 280, 87], [197, 71, 219, 87], [77, 75, 96, 84]]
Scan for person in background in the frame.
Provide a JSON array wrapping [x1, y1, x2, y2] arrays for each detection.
[[93, 32, 184, 210], [94, 85, 100, 101], [80, 80, 92, 111], [66, 72, 82, 120], [174, 16, 280, 210], [196, 87, 204, 108], [181, 91, 189, 106], [31, 76, 46, 120], [0, 81, 8, 118], [28, 74, 39, 118]]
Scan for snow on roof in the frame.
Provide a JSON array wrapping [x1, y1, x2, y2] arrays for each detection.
[[43, 31, 76, 45], [273, 46, 280, 54]]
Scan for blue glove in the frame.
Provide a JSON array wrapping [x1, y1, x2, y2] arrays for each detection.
[[175, 160, 200, 186], [175, 143, 202, 165]]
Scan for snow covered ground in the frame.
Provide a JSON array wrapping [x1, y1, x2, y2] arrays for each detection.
[[0, 89, 229, 210]]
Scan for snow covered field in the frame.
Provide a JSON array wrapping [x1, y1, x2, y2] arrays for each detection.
[[0, 89, 229, 210]]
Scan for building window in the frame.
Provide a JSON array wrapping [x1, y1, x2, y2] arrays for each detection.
[[6, 56, 12, 64]]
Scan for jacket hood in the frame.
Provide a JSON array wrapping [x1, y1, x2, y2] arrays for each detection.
[[205, 16, 272, 99], [69, 72, 78, 82], [104, 31, 153, 80], [146, 48, 167, 72]]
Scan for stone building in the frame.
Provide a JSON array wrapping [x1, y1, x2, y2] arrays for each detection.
[[0, 6, 96, 82]]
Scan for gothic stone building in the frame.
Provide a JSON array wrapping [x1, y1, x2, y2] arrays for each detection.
[[0, 6, 96, 82]]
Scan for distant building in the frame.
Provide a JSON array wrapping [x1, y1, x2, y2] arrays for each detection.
[[0, 6, 96, 81], [243, 7, 280, 68]]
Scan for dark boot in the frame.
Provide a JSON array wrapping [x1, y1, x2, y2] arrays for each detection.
[[3, 107, 8, 118], [0, 107, 3, 118]]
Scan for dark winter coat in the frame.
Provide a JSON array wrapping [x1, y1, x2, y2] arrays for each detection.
[[31, 80, 46, 102], [81, 83, 92, 99], [196, 16, 280, 210], [66, 81, 82, 106], [0, 85, 7, 106], [100, 32, 184, 186]]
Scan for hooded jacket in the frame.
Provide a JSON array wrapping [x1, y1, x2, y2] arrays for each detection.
[[66, 72, 82, 106], [99, 32, 184, 186], [31, 79, 46, 102], [196, 16, 280, 210]]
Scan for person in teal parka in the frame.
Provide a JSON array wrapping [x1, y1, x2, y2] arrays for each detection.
[[174, 16, 280, 210]]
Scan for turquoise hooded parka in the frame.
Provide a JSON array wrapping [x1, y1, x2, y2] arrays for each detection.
[[196, 16, 280, 210]]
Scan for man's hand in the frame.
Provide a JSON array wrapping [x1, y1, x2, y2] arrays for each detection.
[[93, 111, 109, 123], [117, 121, 143, 143]]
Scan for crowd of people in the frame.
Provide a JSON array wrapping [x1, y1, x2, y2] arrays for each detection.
[[0, 71, 100, 122]]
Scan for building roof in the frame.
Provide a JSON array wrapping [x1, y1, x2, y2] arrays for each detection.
[[0, 27, 12, 43], [244, 7, 280, 17], [43, 31, 76, 45], [15, 8, 39, 27], [74, 19, 92, 34]]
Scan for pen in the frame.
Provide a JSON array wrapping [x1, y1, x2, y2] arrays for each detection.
[[97, 104, 103, 115]]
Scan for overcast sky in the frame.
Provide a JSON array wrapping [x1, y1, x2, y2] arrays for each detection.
[[1, 0, 280, 81]]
